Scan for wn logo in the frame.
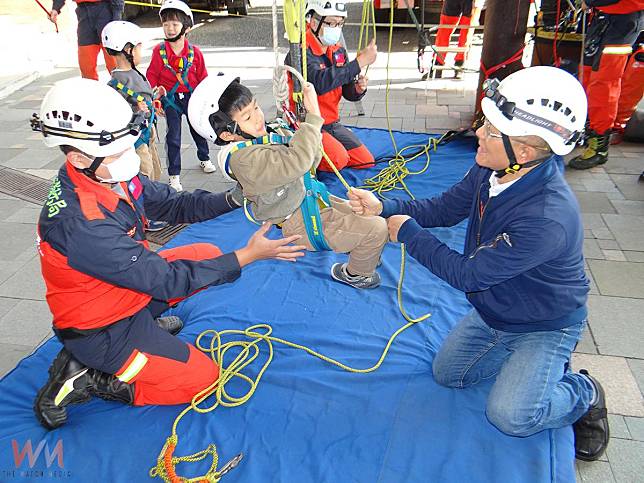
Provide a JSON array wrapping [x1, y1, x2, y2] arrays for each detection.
[[11, 439, 64, 469]]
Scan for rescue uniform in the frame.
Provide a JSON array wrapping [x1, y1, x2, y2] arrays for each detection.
[[382, 157, 594, 436], [614, 31, 644, 134], [146, 40, 210, 177], [434, 0, 473, 66], [52, 0, 122, 80], [37, 161, 241, 405], [581, 0, 644, 136], [219, 114, 387, 276], [285, 26, 375, 172], [109, 69, 163, 181]]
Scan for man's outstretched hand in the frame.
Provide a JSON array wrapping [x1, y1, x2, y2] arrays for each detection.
[[235, 223, 307, 266]]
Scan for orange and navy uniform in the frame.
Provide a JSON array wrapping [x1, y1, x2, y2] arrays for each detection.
[[52, 0, 122, 79], [285, 25, 375, 172], [37, 160, 240, 405], [434, 0, 473, 65], [580, 0, 644, 134], [146, 41, 208, 95], [614, 34, 644, 133]]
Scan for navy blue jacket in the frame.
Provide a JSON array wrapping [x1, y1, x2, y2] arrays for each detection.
[[382, 158, 589, 332]]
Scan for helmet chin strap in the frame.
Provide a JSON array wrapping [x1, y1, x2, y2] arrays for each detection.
[[312, 15, 325, 39], [165, 25, 187, 43], [81, 156, 105, 182], [495, 134, 546, 178]]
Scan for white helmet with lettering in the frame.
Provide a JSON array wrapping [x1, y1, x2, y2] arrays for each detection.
[[30, 77, 143, 157], [481, 66, 587, 155]]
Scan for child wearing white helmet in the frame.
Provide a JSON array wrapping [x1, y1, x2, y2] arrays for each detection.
[[285, 0, 378, 173], [103, 20, 167, 231], [188, 74, 388, 289], [30, 77, 304, 430], [146, 0, 215, 191], [348, 66, 610, 462]]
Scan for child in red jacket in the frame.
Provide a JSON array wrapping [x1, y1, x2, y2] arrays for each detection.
[[146, 0, 215, 191]]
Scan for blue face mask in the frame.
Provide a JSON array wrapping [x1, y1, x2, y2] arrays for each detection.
[[320, 26, 342, 46]]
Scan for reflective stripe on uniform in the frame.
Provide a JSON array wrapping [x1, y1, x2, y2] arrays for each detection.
[[602, 45, 633, 55], [116, 351, 149, 383]]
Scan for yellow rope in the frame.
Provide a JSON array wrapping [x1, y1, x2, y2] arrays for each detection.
[[150, 244, 429, 481], [355, 1, 447, 201]]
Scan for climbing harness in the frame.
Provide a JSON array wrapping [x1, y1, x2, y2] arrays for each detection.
[[107, 80, 156, 148], [158, 42, 195, 114], [223, 129, 333, 251]]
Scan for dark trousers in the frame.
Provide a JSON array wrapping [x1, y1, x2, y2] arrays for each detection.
[[164, 92, 210, 176]]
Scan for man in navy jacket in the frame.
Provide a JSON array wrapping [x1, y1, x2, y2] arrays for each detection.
[[349, 67, 610, 462]]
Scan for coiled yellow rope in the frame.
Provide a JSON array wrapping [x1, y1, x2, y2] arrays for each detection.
[[150, 244, 429, 481]]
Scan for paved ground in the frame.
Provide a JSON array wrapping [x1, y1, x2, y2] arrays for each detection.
[[0, 1, 642, 481]]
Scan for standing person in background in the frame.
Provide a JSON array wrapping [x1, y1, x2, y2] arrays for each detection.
[[286, 0, 378, 173], [431, 0, 477, 78], [569, 0, 643, 169], [49, 0, 123, 80], [146, 0, 216, 192], [609, 32, 644, 146]]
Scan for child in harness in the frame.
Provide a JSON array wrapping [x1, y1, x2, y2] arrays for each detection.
[[102, 20, 167, 232], [188, 75, 387, 289]]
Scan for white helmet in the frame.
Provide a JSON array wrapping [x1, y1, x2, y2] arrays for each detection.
[[31, 77, 143, 157], [481, 66, 586, 155], [159, 0, 194, 27], [306, 0, 347, 18], [101, 21, 143, 52], [188, 73, 240, 144]]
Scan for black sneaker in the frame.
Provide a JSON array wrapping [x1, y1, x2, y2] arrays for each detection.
[[331, 263, 381, 289], [146, 220, 168, 232], [34, 349, 92, 430], [573, 369, 610, 461], [569, 131, 610, 170], [155, 315, 183, 335]]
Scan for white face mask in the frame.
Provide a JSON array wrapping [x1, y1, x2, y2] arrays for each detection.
[[95, 148, 141, 183], [320, 26, 342, 46]]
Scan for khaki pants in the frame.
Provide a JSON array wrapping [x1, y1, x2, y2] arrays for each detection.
[[136, 126, 162, 181], [282, 195, 388, 276]]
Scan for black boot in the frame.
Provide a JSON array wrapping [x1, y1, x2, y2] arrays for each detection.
[[454, 59, 464, 78], [155, 315, 183, 335], [88, 370, 135, 404], [569, 130, 610, 169], [574, 369, 610, 461], [34, 349, 92, 430]]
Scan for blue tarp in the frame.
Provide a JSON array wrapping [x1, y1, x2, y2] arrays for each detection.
[[0, 128, 575, 482]]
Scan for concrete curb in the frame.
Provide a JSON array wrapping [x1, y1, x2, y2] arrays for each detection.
[[0, 71, 41, 101]]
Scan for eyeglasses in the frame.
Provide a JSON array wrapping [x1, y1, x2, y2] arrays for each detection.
[[482, 118, 552, 152], [321, 19, 345, 28], [482, 119, 503, 140]]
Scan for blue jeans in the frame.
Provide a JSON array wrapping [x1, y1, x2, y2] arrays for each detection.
[[432, 309, 594, 437], [164, 91, 210, 176]]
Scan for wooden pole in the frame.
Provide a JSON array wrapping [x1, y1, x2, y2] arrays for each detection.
[[475, 0, 532, 113]]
